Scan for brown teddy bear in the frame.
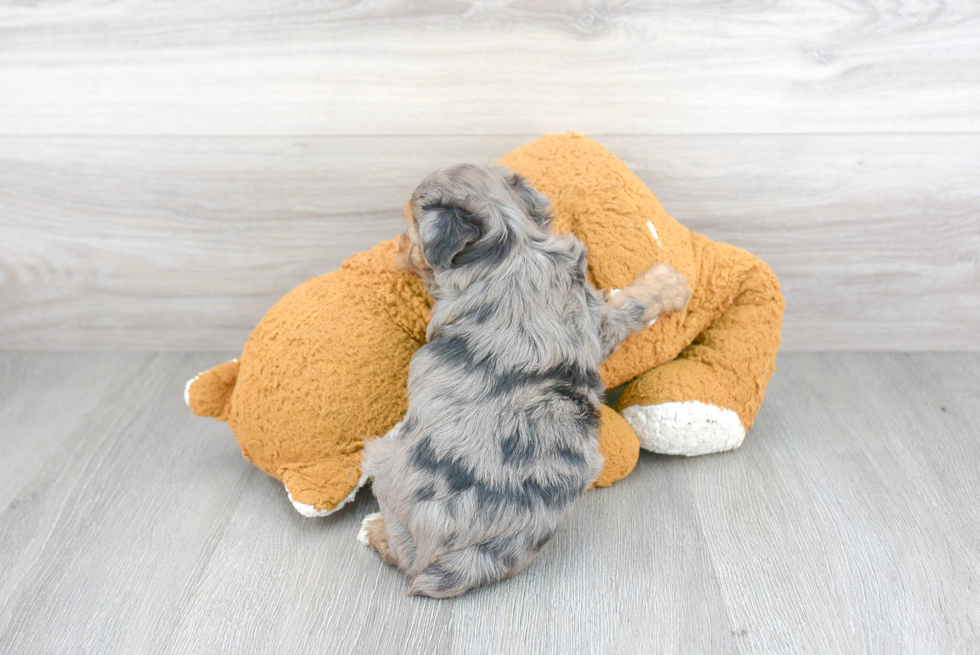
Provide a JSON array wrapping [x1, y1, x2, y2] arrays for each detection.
[[186, 134, 784, 516]]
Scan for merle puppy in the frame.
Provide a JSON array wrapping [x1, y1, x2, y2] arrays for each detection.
[[360, 164, 689, 598]]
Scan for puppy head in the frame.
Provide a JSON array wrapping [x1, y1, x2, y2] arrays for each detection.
[[400, 164, 552, 274]]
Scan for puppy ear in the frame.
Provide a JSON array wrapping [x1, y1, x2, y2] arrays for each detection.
[[417, 203, 483, 269], [505, 171, 552, 227]]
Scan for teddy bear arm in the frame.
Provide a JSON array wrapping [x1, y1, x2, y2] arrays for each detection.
[[185, 359, 239, 421], [617, 251, 784, 455]]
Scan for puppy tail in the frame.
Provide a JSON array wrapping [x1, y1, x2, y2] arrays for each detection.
[[408, 545, 513, 599], [185, 359, 239, 422]]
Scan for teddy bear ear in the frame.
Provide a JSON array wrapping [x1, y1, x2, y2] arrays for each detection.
[[504, 169, 553, 227], [417, 202, 484, 269]]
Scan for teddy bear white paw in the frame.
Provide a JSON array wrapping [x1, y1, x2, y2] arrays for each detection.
[[286, 477, 367, 518], [620, 401, 745, 456]]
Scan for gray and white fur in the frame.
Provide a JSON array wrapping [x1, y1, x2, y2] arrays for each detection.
[[361, 164, 689, 598]]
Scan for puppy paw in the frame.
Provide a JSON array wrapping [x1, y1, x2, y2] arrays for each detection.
[[634, 263, 690, 320], [358, 512, 383, 546], [360, 512, 397, 564]]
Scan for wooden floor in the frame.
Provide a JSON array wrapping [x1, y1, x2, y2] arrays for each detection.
[[0, 352, 977, 654]]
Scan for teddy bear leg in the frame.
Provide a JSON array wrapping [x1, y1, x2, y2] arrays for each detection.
[[617, 257, 783, 456], [279, 455, 368, 517], [618, 359, 748, 456], [591, 405, 641, 488], [279, 422, 404, 517]]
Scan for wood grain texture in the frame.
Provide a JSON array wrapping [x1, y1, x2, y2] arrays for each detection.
[[1, 1, 979, 135], [684, 354, 980, 653], [1, 352, 978, 653], [0, 351, 738, 654], [1, 134, 977, 351]]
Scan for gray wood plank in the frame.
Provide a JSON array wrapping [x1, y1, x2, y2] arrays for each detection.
[[684, 353, 980, 654], [162, 444, 736, 655], [1, 1, 978, 135], [0, 353, 149, 509], [1, 352, 978, 652], [1, 135, 977, 351], [0, 351, 737, 654], [0, 352, 253, 653]]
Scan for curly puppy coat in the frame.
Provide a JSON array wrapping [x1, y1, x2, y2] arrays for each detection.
[[361, 164, 689, 598]]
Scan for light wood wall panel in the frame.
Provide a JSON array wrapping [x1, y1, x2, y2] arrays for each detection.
[[1, 1, 978, 135], [1, 134, 977, 351], [2, 1, 977, 350]]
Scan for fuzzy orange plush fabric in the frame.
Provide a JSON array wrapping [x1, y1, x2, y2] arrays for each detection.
[[187, 134, 783, 516]]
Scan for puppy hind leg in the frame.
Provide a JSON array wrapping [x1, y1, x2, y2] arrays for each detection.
[[358, 511, 418, 574], [358, 513, 393, 562]]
